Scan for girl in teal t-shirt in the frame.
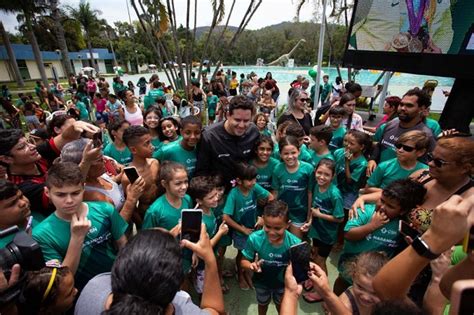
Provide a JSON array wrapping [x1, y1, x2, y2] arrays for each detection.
[[334, 130, 371, 209], [254, 113, 272, 137], [143, 107, 162, 155], [222, 163, 273, 290], [271, 136, 314, 240], [251, 135, 280, 192]]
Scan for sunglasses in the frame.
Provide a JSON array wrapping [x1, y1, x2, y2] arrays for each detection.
[[298, 98, 310, 103], [427, 153, 453, 168], [394, 143, 416, 152]]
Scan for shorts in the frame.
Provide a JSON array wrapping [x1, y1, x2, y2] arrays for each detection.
[[193, 101, 203, 111], [232, 233, 248, 251], [255, 287, 284, 306], [312, 238, 333, 258], [290, 221, 305, 229], [343, 191, 359, 209], [25, 115, 40, 127]]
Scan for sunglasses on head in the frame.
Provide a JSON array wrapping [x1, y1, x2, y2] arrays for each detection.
[[427, 153, 453, 168], [298, 98, 310, 103], [394, 143, 416, 152]]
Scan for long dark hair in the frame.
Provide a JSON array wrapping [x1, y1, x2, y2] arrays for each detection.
[[104, 230, 183, 315]]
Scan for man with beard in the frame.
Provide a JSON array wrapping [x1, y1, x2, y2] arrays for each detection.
[[367, 88, 436, 176]]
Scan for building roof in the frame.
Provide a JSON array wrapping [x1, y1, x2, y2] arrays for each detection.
[[0, 44, 114, 61]]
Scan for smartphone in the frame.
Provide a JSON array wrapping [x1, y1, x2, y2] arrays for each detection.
[[290, 242, 311, 283], [462, 226, 474, 253], [399, 221, 419, 239], [92, 131, 102, 148], [181, 209, 202, 243], [103, 157, 118, 176], [449, 279, 474, 315], [124, 166, 139, 184]]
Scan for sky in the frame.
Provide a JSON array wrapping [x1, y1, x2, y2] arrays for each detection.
[[1, 0, 316, 33]]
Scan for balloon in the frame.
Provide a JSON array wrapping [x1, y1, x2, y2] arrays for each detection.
[[308, 69, 317, 78]]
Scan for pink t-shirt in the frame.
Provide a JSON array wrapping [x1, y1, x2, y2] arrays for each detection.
[[87, 81, 97, 93], [94, 98, 107, 113]]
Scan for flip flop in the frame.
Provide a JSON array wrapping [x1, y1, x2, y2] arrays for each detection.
[[302, 291, 324, 303]]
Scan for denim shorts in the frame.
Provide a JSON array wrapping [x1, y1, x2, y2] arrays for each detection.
[[232, 233, 248, 251], [343, 191, 359, 209], [255, 286, 284, 306]]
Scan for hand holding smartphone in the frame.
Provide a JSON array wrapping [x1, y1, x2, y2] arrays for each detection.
[[181, 209, 203, 243], [399, 221, 419, 240], [290, 241, 311, 283], [124, 166, 140, 184], [92, 131, 102, 148]]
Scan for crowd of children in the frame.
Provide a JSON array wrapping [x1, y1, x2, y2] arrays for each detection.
[[0, 69, 473, 315]]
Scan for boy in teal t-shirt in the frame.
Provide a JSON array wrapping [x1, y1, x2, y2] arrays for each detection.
[[206, 91, 219, 124], [73, 95, 89, 121], [335, 179, 427, 291], [366, 130, 429, 191], [153, 116, 201, 179], [309, 125, 335, 167], [327, 106, 347, 153], [242, 200, 301, 315], [103, 120, 132, 165], [222, 163, 273, 290], [32, 163, 128, 290]]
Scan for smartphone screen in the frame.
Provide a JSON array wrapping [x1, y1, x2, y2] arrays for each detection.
[[181, 209, 202, 243], [450, 280, 474, 315], [124, 166, 139, 184], [290, 242, 311, 283], [92, 131, 102, 148], [399, 221, 419, 239]]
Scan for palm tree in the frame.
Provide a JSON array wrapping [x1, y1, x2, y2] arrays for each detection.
[[48, 0, 73, 75], [68, 1, 101, 72], [0, 0, 49, 86], [0, 22, 24, 87]]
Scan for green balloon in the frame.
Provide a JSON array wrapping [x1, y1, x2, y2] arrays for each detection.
[[308, 69, 317, 78]]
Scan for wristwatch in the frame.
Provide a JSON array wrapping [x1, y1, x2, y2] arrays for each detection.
[[411, 236, 440, 260]]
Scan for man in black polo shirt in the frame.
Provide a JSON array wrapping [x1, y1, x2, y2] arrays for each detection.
[[196, 95, 259, 191]]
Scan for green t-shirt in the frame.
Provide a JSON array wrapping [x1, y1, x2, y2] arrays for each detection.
[[32, 202, 128, 289], [207, 95, 219, 115], [242, 229, 301, 289], [103, 143, 133, 166], [299, 144, 313, 164], [333, 148, 368, 194], [260, 128, 273, 137], [148, 88, 165, 101], [271, 161, 315, 223], [152, 136, 182, 159], [309, 149, 334, 168], [367, 158, 428, 189], [223, 184, 270, 237], [252, 157, 280, 191], [142, 194, 193, 230], [329, 126, 346, 153], [151, 137, 162, 154], [425, 118, 442, 138], [271, 143, 280, 160], [374, 123, 396, 162], [308, 184, 344, 244], [76, 101, 89, 121], [153, 141, 197, 178], [339, 204, 401, 276]]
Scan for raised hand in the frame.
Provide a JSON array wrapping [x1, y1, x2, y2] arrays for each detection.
[[249, 253, 264, 273]]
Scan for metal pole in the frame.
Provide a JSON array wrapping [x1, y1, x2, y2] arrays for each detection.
[[313, 0, 327, 110], [378, 71, 392, 114]]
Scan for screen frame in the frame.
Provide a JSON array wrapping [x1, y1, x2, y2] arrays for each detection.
[[343, 0, 474, 79]]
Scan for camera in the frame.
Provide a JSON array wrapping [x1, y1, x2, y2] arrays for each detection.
[[0, 226, 44, 306]]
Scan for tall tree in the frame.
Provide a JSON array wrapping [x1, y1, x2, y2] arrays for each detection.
[[0, 0, 49, 85], [48, 0, 73, 75], [68, 1, 101, 72], [0, 21, 24, 86]]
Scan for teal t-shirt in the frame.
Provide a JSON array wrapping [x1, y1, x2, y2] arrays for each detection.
[[425, 117, 442, 138], [308, 184, 344, 244], [148, 88, 165, 100], [252, 157, 280, 191], [333, 148, 368, 194], [271, 143, 280, 160], [242, 229, 301, 289], [299, 144, 313, 164], [151, 137, 162, 154], [367, 158, 428, 189], [339, 204, 401, 277], [142, 194, 193, 230], [309, 150, 334, 168], [207, 95, 218, 115], [329, 126, 346, 152], [271, 161, 315, 223], [32, 201, 128, 289], [374, 123, 396, 162], [153, 141, 197, 178], [260, 128, 272, 137], [223, 184, 270, 237], [76, 101, 89, 121], [152, 136, 182, 159], [103, 143, 133, 166]]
